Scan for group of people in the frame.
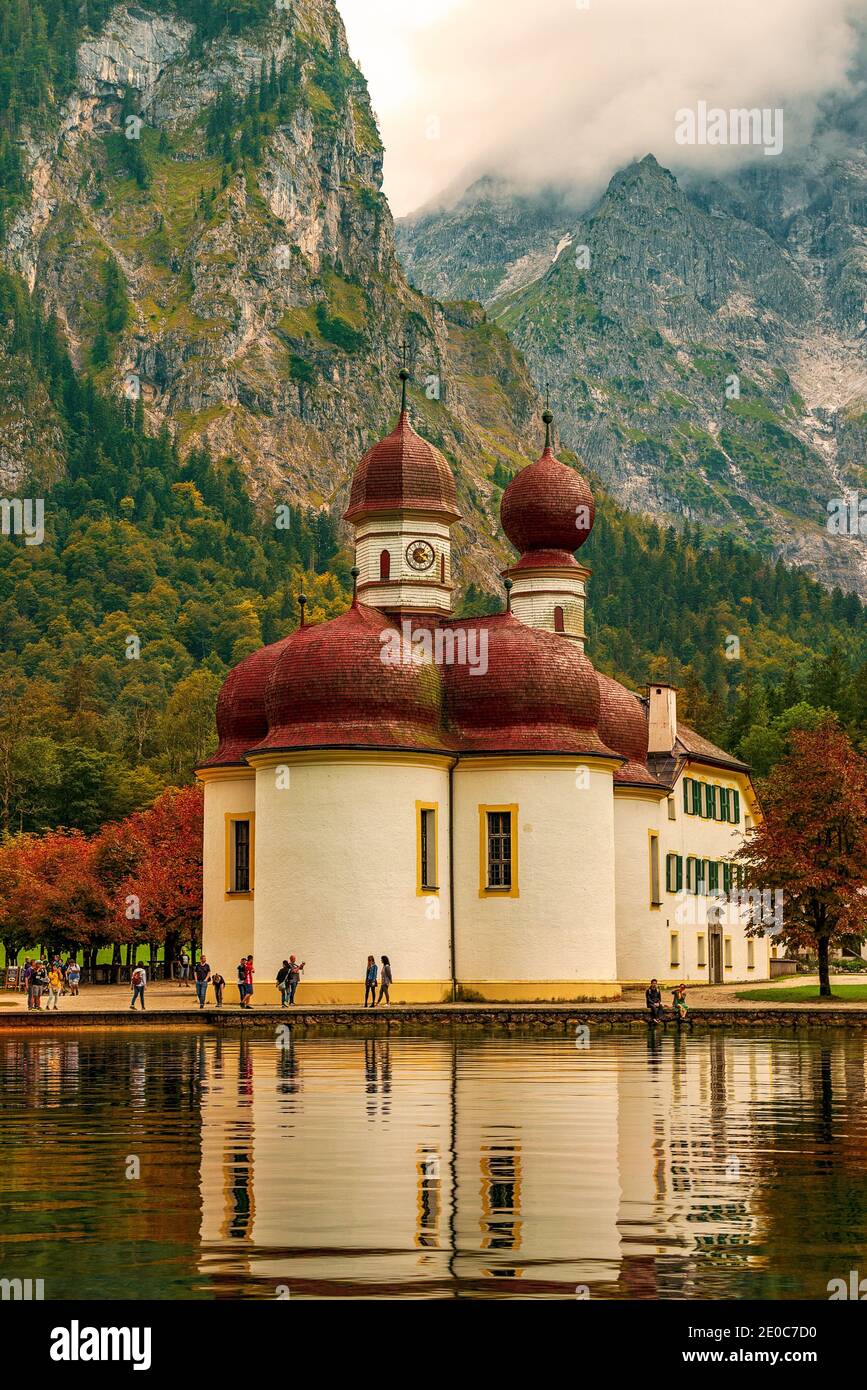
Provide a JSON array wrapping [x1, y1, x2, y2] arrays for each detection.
[[125, 953, 396, 1009], [22, 956, 81, 1010], [645, 979, 690, 1024]]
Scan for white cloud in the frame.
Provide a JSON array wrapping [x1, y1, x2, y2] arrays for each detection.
[[337, 0, 865, 216]]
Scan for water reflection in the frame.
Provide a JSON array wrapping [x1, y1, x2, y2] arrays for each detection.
[[1, 1031, 866, 1299]]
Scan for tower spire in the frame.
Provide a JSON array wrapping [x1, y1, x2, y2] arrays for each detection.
[[543, 383, 553, 451], [399, 341, 410, 415]]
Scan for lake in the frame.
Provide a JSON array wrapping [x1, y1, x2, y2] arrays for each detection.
[[0, 1029, 864, 1299]]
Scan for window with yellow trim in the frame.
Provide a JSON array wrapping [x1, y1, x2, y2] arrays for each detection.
[[649, 833, 661, 907], [225, 815, 254, 896], [479, 805, 518, 896], [724, 936, 733, 969], [416, 803, 438, 894], [697, 934, 706, 968], [670, 932, 680, 968]]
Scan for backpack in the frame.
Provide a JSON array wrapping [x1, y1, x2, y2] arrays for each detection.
[[132, 969, 144, 987]]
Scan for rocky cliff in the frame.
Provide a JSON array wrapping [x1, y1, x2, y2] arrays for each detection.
[[399, 148, 867, 599], [1, 1, 541, 591]]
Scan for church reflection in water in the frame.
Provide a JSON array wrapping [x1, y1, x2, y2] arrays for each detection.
[[196, 1030, 867, 1299]]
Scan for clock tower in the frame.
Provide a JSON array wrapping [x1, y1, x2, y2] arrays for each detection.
[[344, 369, 461, 617]]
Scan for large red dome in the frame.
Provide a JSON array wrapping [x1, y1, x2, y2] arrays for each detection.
[[254, 601, 452, 753], [201, 635, 297, 767], [443, 614, 616, 756], [501, 445, 595, 555], [344, 410, 460, 522]]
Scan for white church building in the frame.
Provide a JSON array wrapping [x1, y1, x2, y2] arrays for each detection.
[[198, 379, 769, 1002]]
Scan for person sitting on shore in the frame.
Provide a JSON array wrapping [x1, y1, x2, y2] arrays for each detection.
[[672, 983, 689, 1021], [645, 979, 665, 1022]]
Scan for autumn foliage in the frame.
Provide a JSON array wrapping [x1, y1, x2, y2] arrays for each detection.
[[0, 786, 203, 967], [737, 720, 867, 996]]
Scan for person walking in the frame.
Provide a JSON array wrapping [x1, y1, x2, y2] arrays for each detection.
[[377, 955, 392, 1006], [130, 964, 147, 1010], [66, 959, 81, 997], [45, 962, 63, 1011], [194, 956, 211, 1009], [277, 959, 291, 1008], [243, 955, 254, 1007], [212, 971, 225, 1008], [287, 955, 304, 1005], [364, 956, 378, 1008]]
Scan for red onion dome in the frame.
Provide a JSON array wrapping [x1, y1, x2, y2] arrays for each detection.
[[597, 672, 664, 788], [345, 408, 460, 523], [443, 613, 617, 756], [254, 601, 452, 753], [200, 635, 297, 768], [501, 431, 595, 555]]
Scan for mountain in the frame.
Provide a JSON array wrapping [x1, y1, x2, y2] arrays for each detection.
[[0, 0, 541, 593], [398, 146, 867, 599]]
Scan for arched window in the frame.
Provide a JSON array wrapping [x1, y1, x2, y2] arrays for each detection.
[[553, 605, 565, 633], [379, 549, 390, 580]]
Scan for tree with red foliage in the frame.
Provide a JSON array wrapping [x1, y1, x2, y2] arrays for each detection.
[[119, 785, 204, 970], [737, 719, 867, 998], [0, 830, 110, 963]]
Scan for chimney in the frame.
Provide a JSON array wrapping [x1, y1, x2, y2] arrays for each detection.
[[646, 682, 678, 754]]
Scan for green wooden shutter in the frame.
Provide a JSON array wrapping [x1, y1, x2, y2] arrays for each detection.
[[705, 783, 716, 818], [692, 780, 703, 815], [676, 855, 683, 891], [708, 860, 719, 892], [696, 858, 706, 894], [731, 789, 740, 824], [666, 853, 675, 893], [683, 777, 691, 813], [723, 862, 732, 895], [686, 856, 694, 892]]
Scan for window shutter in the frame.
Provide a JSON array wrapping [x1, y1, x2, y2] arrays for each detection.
[[683, 778, 691, 813], [723, 862, 732, 895], [696, 858, 706, 894], [692, 780, 703, 816], [731, 789, 740, 824], [666, 853, 676, 893], [677, 855, 683, 891], [705, 783, 716, 819], [708, 860, 719, 892]]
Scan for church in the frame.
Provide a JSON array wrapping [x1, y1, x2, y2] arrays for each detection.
[[198, 373, 770, 1002]]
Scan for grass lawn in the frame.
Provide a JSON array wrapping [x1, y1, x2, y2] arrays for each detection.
[[736, 984, 867, 1002]]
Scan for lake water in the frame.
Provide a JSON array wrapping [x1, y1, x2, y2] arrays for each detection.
[[0, 1029, 864, 1300]]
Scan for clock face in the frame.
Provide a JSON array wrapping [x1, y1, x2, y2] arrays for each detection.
[[406, 539, 436, 572]]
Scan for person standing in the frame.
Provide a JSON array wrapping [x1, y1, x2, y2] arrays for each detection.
[[66, 959, 81, 997], [179, 950, 191, 986], [30, 961, 47, 1011], [377, 956, 392, 1006], [243, 955, 254, 1007], [364, 956, 378, 1008], [287, 955, 304, 1005], [130, 964, 147, 1010], [45, 963, 63, 1011], [194, 956, 211, 1009], [211, 971, 225, 1007], [237, 958, 247, 1007], [277, 959, 291, 1008]]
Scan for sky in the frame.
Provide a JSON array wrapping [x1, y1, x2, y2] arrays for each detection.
[[336, 0, 866, 218]]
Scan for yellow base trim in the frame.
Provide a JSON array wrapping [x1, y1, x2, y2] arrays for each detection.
[[459, 980, 621, 1002], [237, 981, 453, 1005]]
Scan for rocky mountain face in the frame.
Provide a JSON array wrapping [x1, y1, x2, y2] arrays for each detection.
[[398, 145, 867, 599], [1, 1, 542, 592]]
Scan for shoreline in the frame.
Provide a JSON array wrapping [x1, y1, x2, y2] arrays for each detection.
[[3, 1003, 867, 1032]]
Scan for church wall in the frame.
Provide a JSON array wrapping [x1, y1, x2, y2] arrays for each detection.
[[201, 771, 256, 979], [452, 759, 619, 999], [614, 769, 771, 986], [250, 754, 453, 1004]]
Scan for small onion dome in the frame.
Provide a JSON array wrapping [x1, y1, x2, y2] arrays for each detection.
[[501, 444, 595, 556], [344, 410, 461, 523], [254, 600, 452, 753], [443, 613, 618, 756], [596, 672, 665, 788], [199, 635, 297, 768]]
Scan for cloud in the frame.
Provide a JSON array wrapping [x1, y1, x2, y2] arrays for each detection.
[[338, 0, 865, 216]]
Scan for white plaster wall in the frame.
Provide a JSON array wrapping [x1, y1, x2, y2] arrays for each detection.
[[509, 582, 585, 641], [355, 513, 452, 611], [201, 774, 256, 979], [252, 757, 452, 995], [614, 769, 770, 985], [452, 761, 617, 988]]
